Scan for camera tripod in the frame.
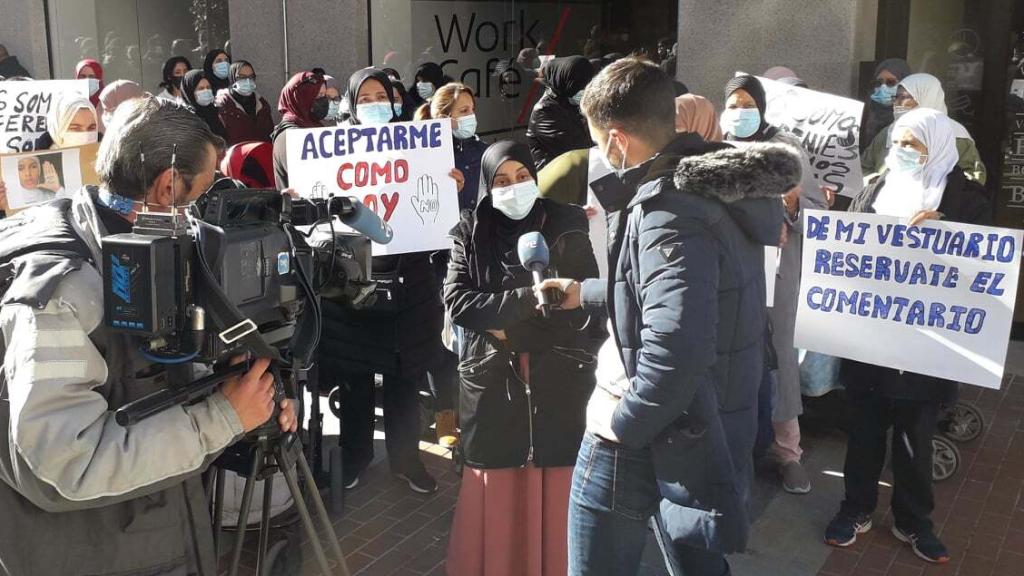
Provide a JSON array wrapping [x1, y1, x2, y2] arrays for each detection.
[[210, 425, 350, 576]]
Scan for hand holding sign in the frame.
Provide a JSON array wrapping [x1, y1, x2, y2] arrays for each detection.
[[38, 161, 61, 193], [412, 174, 441, 224]]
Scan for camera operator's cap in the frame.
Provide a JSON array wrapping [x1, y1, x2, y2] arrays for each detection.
[[221, 141, 274, 189]]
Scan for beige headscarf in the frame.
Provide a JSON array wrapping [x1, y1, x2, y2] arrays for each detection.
[[674, 94, 722, 142], [46, 92, 96, 148]]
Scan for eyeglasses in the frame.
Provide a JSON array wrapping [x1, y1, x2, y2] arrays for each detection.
[[236, 74, 256, 81], [873, 78, 899, 88]]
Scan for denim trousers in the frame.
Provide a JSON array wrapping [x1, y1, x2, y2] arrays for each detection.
[[568, 432, 732, 576]]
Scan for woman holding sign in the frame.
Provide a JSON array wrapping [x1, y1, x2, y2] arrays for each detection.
[[35, 93, 98, 150], [722, 74, 828, 496], [826, 108, 991, 564], [444, 141, 600, 576]]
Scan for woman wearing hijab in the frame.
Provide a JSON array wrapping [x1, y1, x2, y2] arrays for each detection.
[[320, 74, 343, 125], [444, 140, 599, 576], [317, 67, 440, 494], [861, 73, 986, 183], [98, 80, 145, 128], [826, 108, 989, 564], [34, 93, 98, 150], [156, 56, 192, 103], [722, 74, 828, 495], [271, 71, 329, 188], [202, 49, 232, 93], [862, 58, 912, 152], [75, 59, 104, 131], [526, 56, 595, 170], [674, 93, 722, 141], [179, 69, 227, 140], [220, 141, 275, 189], [218, 60, 274, 145], [407, 61, 448, 110]]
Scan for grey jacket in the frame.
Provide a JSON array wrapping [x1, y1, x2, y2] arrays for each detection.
[[0, 188, 244, 575]]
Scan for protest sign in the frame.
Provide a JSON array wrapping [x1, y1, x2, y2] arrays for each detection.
[[0, 143, 99, 210], [794, 210, 1023, 389], [765, 246, 780, 307], [285, 119, 459, 255], [0, 79, 91, 153], [758, 77, 865, 198]]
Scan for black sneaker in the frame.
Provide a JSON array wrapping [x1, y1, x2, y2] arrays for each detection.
[[394, 464, 438, 494], [342, 468, 360, 490], [891, 526, 950, 564], [824, 512, 872, 547]]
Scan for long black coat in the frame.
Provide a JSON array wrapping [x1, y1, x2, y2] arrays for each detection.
[[843, 166, 992, 403], [445, 199, 602, 469], [526, 92, 592, 171]]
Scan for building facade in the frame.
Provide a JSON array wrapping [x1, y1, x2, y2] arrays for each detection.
[[3, 0, 1024, 319]]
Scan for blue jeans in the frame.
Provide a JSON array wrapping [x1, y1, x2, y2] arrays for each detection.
[[568, 433, 731, 576]]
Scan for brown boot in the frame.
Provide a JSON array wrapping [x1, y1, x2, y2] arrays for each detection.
[[435, 409, 458, 448]]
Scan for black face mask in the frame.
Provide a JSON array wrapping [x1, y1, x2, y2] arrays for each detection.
[[311, 96, 330, 121]]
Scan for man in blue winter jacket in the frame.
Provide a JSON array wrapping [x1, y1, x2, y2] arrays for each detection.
[[536, 57, 799, 575]]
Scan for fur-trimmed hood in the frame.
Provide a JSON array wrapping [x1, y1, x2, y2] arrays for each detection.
[[673, 143, 802, 204]]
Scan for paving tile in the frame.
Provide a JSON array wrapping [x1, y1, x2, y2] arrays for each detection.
[[886, 562, 924, 576], [820, 549, 862, 575], [966, 535, 1005, 560], [857, 543, 898, 572], [957, 554, 995, 576]]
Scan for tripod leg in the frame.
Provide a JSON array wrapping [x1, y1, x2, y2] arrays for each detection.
[[228, 445, 263, 576], [255, 472, 275, 576], [277, 447, 339, 576], [295, 449, 350, 574], [213, 468, 226, 560]]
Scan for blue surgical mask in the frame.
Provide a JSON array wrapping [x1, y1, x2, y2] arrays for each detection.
[[417, 82, 435, 100], [233, 78, 256, 96], [327, 99, 341, 120], [87, 78, 101, 95], [886, 145, 926, 175], [871, 84, 897, 105], [453, 114, 478, 139], [569, 91, 584, 106], [392, 103, 403, 118], [213, 61, 230, 79], [195, 89, 215, 107], [490, 181, 540, 220], [357, 102, 395, 125], [721, 108, 761, 139]]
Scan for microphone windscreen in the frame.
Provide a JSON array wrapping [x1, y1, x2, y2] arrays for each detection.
[[339, 200, 394, 245], [517, 231, 549, 270]]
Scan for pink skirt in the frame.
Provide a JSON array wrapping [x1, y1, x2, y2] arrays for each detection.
[[445, 464, 573, 576]]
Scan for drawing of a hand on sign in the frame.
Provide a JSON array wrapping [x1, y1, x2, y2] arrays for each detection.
[[412, 174, 441, 224]]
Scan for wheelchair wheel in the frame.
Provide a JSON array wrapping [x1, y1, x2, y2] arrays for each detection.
[[940, 401, 985, 443], [328, 387, 342, 419], [932, 436, 960, 483]]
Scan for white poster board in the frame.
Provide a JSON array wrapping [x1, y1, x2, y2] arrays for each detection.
[[765, 246, 780, 308], [758, 77, 865, 198], [794, 210, 1023, 389], [0, 79, 90, 152], [285, 119, 459, 255]]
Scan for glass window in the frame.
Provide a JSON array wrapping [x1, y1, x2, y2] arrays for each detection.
[[46, 0, 230, 93], [370, 0, 678, 138]]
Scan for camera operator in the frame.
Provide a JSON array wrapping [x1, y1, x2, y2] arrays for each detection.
[[0, 97, 297, 576]]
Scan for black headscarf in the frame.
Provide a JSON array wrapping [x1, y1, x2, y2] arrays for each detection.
[[413, 62, 446, 88], [229, 60, 258, 117], [471, 141, 544, 285], [179, 69, 226, 139], [542, 56, 594, 98], [203, 49, 231, 92], [346, 68, 397, 126], [724, 74, 776, 141], [160, 55, 192, 93]]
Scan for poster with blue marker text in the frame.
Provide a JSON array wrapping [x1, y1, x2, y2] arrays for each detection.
[[793, 210, 1022, 389], [286, 119, 459, 255]]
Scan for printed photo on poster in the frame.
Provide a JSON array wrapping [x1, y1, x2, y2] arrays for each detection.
[[0, 147, 83, 209]]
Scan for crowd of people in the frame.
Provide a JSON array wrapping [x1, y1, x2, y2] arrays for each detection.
[[0, 37, 994, 576]]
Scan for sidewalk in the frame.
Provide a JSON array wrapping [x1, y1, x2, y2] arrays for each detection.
[[222, 347, 1024, 575]]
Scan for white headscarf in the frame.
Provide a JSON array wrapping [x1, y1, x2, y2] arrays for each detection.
[[897, 73, 972, 141], [873, 108, 959, 218], [46, 93, 96, 148]]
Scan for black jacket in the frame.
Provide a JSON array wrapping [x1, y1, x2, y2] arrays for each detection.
[[454, 136, 489, 212], [526, 92, 592, 171], [580, 135, 792, 552], [844, 166, 993, 403], [0, 55, 30, 79], [445, 199, 601, 469]]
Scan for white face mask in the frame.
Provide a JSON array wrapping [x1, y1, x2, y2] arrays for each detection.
[[491, 181, 540, 220], [62, 131, 98, 147], [600, 134, 629, 176], [87, 78, 101, 95]]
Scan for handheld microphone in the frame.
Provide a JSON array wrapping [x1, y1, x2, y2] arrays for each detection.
[[340, 200, 394, 245], [517, 231, 551, 318]]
